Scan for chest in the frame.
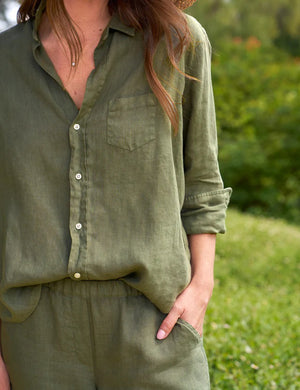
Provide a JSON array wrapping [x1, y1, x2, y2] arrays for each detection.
[[41, 34, 102, 110]]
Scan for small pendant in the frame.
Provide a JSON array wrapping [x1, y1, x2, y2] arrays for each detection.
[[71, 62, 76, 67]]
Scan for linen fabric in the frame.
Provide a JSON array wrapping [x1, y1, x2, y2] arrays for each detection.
[[1, 278, 210, 389], [0, 1, 232, 322]]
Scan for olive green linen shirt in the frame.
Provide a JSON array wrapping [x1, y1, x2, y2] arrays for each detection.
[[0, 4, 232, 322]]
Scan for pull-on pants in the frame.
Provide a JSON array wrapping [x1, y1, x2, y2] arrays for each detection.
[[1, 278, 210, 389]]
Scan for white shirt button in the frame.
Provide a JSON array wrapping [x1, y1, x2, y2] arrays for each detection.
[[75, 173, 82, 180], [74, 123, 80, 130], [75, 223, 82, 230], [74, 272, 81, 279]]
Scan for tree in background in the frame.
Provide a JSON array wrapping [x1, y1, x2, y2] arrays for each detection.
[[187, 0, 300, 56]]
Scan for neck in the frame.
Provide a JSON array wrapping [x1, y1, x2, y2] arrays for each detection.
[[63, 0, 111, 31], [39, 0, 112, 49]]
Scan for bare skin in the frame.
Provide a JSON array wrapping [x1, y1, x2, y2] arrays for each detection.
[[38, 0, 112, 109], [0, 321, 10, 389], [0, 358, 10, 389], [0, 0, 216, 385]]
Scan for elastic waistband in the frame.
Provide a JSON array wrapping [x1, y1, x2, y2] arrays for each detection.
[[42, 278, 143, 298]]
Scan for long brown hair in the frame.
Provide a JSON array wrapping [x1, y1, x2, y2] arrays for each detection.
[[18, 0, 199, 135]]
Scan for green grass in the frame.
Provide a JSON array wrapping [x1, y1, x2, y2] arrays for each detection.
[[204, 209, 300, 389]]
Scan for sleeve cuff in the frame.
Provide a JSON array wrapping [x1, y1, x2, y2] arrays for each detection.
[[181, 187, 232, 234]]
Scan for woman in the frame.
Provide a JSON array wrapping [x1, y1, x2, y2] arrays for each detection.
[[0, 0, 232, 388]]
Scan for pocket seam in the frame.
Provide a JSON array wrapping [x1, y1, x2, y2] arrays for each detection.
[[177, 317, 203, 343], [106, 93, 157, 151]]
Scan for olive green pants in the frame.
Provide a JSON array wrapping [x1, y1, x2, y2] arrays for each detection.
[[1, 278, 210, 389]]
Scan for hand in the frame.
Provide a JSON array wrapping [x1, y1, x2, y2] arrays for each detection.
[[0, 356, 10, 390], [156, 278, 214, 339]]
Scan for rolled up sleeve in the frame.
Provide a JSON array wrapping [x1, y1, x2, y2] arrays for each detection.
[[181, 17, 232, 234]]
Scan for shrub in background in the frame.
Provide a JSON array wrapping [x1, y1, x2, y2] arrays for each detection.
[[212, 40, 300, 224]]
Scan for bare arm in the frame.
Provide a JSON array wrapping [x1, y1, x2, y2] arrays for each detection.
[[0, 320, 10, 389], [188, 233, 216, 288]]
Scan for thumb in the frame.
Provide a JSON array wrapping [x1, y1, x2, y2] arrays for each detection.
[[156, 306, 183, 340]]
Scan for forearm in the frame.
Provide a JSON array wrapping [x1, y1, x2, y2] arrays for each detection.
[[187, 233, 216, 289], [0, 319, 3, 360], [0, 319, 10, 389]]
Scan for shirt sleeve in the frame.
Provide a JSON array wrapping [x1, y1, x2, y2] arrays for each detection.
[[181, 16, 232, 235]]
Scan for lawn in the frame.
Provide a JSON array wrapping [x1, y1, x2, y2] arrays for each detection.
[[203, 209, 300, 389]]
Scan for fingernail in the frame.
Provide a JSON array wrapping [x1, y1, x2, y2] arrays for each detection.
[[156, 329, 166, 340]]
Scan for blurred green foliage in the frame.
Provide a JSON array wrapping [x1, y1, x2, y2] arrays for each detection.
[[187, 1, 300, 224], [213, 41, 300, 223], [187, 0, 300, 56]]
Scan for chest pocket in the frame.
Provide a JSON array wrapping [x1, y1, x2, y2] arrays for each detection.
[[107, 93, 157, 151]]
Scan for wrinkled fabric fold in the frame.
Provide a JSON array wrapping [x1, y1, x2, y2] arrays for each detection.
[[181, 188, 232, 234]]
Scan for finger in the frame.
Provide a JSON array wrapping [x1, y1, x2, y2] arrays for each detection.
[[156, 306, 183, 340]]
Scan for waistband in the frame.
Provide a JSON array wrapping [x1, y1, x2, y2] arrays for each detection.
[[42, 278, 143, 298]]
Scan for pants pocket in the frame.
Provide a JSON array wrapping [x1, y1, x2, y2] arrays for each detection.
[[176, 317, 203, 343]]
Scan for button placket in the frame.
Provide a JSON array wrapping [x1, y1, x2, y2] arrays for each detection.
[[66, 45, 109, 281], [67, 119, 87, 279]]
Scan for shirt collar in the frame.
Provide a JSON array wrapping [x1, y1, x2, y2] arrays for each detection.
[[32, 0, 136, 43], [109, 12, 136, 37]]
